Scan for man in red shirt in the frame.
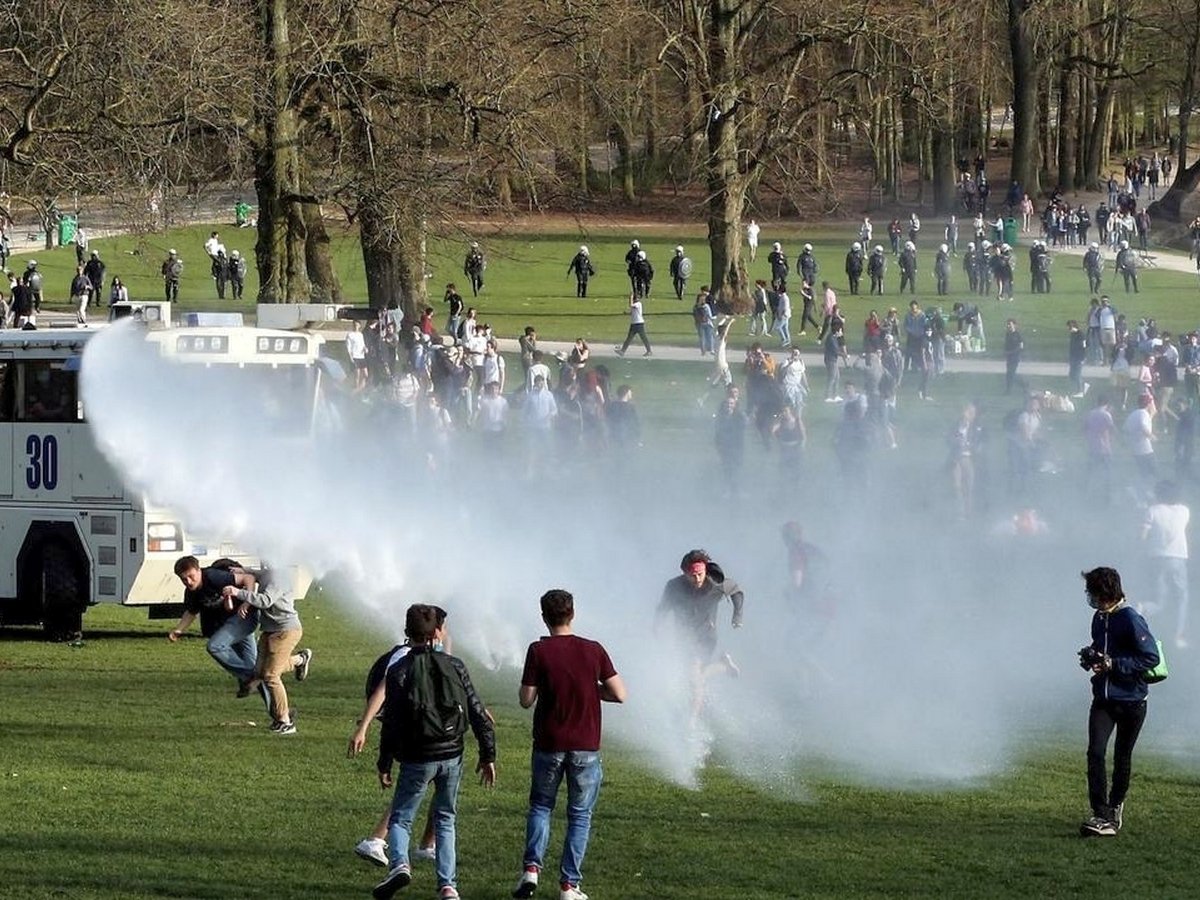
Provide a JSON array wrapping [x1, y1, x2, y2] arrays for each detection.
[[513, 590, 626, 900]]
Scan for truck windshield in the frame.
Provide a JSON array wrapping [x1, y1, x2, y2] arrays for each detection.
[[222, 364, 320, 438]]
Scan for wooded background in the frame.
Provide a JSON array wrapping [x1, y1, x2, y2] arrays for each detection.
[[1, 0, 1197, 313]]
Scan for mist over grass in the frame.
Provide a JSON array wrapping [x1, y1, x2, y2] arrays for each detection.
[[82, 322, 1200, 791]]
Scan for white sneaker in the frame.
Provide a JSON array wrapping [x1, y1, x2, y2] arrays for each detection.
[[413, 844, 437, 861], [513, 868, 539, 898], [355, 837, 389, 867], [560, 886, 589, 900]]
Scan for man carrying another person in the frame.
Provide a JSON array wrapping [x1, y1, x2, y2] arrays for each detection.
[[169, 556, 268, 709]]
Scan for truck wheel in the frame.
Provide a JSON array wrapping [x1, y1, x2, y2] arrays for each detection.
[[40, 541, 85, 643]]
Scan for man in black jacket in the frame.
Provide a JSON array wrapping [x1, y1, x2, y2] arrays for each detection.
[[374, 604, 496, 900]]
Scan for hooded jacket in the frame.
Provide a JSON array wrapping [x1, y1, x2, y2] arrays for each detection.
[[1089, 603, 1159, 703]]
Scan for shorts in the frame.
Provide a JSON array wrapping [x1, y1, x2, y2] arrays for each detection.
[[354, 358, 369, 371]]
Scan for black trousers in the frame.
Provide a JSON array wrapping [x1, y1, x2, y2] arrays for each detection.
[[1087, 699, 1147, 815]]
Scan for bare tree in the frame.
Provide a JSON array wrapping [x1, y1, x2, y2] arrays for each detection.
[[654, 1, 864, 309]]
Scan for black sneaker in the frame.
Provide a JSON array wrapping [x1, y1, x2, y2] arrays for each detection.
[[1079, 815, 1116, 837], [294, 648, 313, 682], [373, 864, 412, 900], [236, 680, 253, 698], [1109, 803, 1124, 831]]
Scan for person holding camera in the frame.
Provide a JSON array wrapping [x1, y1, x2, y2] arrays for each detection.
[[1078, 566, 1161, 837]]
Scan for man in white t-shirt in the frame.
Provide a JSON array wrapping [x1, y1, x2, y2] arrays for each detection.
[[524, 374, 558, 478], [615, 293, 652, 357], [1142, 479, 1190, 647], [345, 323, 368, 393], [526, 351, 551, 392], [481, 340, 506, 394], [474, 381, 509, 436], [1123, 392, 1155, 479], [464, 330, 488, 409], [746, 219, 761, 261]]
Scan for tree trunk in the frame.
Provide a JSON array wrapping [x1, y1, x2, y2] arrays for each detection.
[[1008, 0, 1040, 196], [706, 173, 749, 313], [577, 78, 589, 194], [705, 101, 749, 309], [702, 0, 750, 312], [931, 124, 956, 215], [1150, 158, 1200, 221], [497, 168, 513, 208], [303, 202, 340, 303], [1056, 53, 1078, 191], [612, 124, 635, 203], [253, 0, 311, 304], [358, 193, 426, 319]]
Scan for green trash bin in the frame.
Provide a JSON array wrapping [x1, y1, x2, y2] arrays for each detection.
[[1003, 217, 1019, 247], [58, 214, 77, 247]]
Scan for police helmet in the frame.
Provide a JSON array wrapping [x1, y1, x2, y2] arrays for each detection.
[[852, 242, 861, 251], [873, 245, 883, 253], [904, 241, 915, 251], [631, 239, 640, 248], [1001, 243, 1011, 253], [26, 259, 36, 268], [1120, 240, 1129, 250], [939, 243, 948, 253], [90, 250, 99, 258], [470, 241, 479, 249], [967, 242, 976, 250], [169, 248, 177, 256], [231, 250, 240, 258], [579, 245, 588, 255], [1089, 242, 1098, 250], [773, 242, 781, 251], [981, 240, 992, 249], [637, 250, 647, 260], [804, 243, 813, 252], [675, 245, 684, 254]]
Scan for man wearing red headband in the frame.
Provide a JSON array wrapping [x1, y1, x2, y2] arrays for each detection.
[[656, 549, 744, 723]]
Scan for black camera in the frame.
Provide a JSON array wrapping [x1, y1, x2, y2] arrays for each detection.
[[1078, 646, 1106, 670]]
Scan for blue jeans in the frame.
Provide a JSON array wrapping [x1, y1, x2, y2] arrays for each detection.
[[776, 316, 791, 346], [523, 750, 603, 887], [206, 610, 259, 683], [387, 756, 463, 889]]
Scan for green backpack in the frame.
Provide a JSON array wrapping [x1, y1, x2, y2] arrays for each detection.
[[1145, 640, 1169, 685]]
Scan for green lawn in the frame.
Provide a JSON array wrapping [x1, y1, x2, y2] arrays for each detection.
[[7, 219, 1200, 899], [13, 220, 1200, 362], [3, 598, 1198, 900]]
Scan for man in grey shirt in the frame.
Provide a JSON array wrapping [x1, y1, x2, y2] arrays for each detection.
[[224, 574, 312, 735]]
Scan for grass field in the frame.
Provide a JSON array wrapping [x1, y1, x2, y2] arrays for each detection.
[[4, 597, 1200, 900], [12, 219, 1200, 362], [7, 215, 1200, 899]]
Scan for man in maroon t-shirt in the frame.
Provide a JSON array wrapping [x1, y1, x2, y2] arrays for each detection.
[[513, 589, 626, 900]]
